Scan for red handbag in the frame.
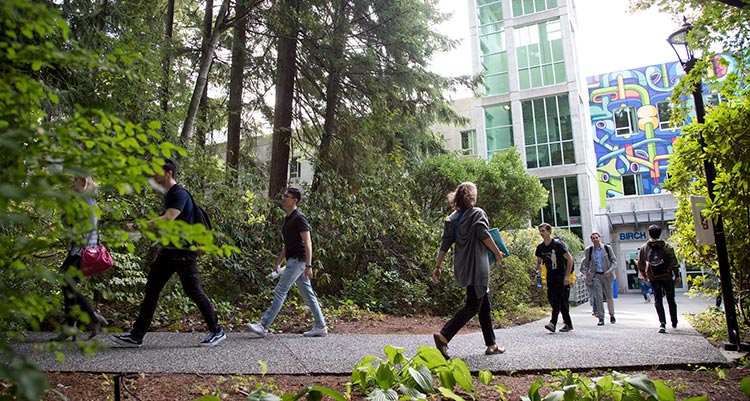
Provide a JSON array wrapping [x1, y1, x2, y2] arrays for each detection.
[[80, 236, 114, 276]]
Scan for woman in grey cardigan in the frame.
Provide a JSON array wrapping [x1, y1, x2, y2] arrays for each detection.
[[432, 182, 505, 359], [54, 176, 108, 341]]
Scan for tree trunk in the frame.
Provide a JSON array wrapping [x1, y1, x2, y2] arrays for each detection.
[[160, 0, 175, 114], [180, 0, 231, 144], [267, 0, 299, 199], [311, 0, 349, 192], [226, 0, 247, 169], [196, 0, 214, 148]]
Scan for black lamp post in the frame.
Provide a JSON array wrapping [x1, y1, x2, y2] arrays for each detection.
[[667, 20, 748, 351]]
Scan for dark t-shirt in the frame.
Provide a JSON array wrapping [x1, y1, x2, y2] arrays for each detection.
[[165, 184, 194, 223], [535, 239, 569, 282], [282, 209, 311, 261]]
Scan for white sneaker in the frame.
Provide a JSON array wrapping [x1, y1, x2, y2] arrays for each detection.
[[303, 326, 328, 337], [247, 322, 268, 337]]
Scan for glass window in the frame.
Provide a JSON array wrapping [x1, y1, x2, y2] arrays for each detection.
[[289, 156, 301, 179], [622, 174, 643, 196], [522, 94, 574, 169], [512, 0, 557, 17], [657, 101, 674, 130], [484, 104, 513, 157], [461, 130, 477, 156], [477, 3, 509, 95], [532, 176, 581, 239], [703, 93, 725, 109], [614, 106, 638, 136], [515, 20, 567, 90]]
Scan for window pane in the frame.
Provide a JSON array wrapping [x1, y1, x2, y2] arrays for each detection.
[[478, 3, 503, 25], [526, 146, 538, 169], [563, 140, 575, 164], [528, 43, 541, 65], [512, 0, 523, 16], [486, 73, 509, 95], [522, 101, 535, 144], [530, 66, 543, 87], [553, 177, 568, 226], [519, 70, 530, 90], [553, 61, 566, 83], [622, 175, 636, 195], [480, 32, 505, 55], [482, 52, 508, 73], [516, 46, 529, 68]]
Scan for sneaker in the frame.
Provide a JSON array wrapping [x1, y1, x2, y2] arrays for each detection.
[[658, 324, 666, 334], [610, 316, 616, 324], [247, 322, 268, 337], [597, 319, 604, 326], [112, 332, 143, 347], [200, 329, 226, 347], [544, 323, 556, 332], [303, 326, 328, 337], [559, 324, 573, 332]]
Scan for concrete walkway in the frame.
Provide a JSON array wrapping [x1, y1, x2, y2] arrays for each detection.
[[9, 293, 731, 375]]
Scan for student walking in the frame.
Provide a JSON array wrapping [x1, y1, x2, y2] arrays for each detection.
[[246, 187, 327, 338], [432, 182, 505, 359], [536, 223, 574, 333], [580, 232, 617, 326], [112, 159, 225, 347], [55, 176, 108, 341], [638, 224, 680, 333]]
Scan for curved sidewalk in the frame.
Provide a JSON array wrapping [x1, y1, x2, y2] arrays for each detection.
[[9, 293, 729, 375]]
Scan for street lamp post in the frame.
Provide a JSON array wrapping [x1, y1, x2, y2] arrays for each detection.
[[667, 21, 748, 352]]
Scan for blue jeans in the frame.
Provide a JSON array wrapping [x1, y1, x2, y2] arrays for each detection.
[[261, 258, 326, 328]]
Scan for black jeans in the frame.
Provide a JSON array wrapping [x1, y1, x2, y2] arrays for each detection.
[[651, 279, 678, 326], [547, 279, 572, 327], [131, 250, 220, 339], [60, 253, 97, 326], [440, 285, 496, 346]]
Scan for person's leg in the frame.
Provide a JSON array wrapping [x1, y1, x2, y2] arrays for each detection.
[[602, 275, 615, 318], [477, 292, 496, 346], [441, 285, 481, 342], [664, 280, 678, 327], [131, 252, 176, 339], [60, 254, 84, 327], [591, 277, 605, 320], [651, 280, 667, 325], [291, 259, 326, 328], [260, 260, 305, 328], [176, 253, 221, 333], [547, 281, 561, 326], [560, 284, 572, 327]]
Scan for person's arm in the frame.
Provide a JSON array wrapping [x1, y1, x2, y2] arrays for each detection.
[[536, 256, 545, 286], [563, 252, 574, 285], [481, 237, 503, 264], [301, 231, 313, 279], [275, 245, 287, 272], [605, 245, 617, 277], [434, 249, 447, 284]]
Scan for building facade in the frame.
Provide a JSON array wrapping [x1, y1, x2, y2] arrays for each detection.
[[460, 0, 599, 242]]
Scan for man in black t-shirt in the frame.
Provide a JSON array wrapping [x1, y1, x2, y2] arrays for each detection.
[[535, 223, 574, 333], [247, 187, 327, 337], [113, 159, 225, 347]]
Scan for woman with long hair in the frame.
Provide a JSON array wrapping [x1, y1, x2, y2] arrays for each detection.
[[432, 182, 505, 358], [54, 175, 108, 341]]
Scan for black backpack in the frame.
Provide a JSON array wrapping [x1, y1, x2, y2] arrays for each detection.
[[183, 188, 212, 230], [646, 245, 670, 279]]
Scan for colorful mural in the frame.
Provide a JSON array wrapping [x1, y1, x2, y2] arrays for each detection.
[[587, 55, 736, 207]]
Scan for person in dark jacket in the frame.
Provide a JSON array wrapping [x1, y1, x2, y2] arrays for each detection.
[[432, 182, 505, 359], [536, 223, 574, 333], [638, 224, 681, 333]]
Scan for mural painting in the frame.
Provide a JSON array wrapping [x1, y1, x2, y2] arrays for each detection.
[[586, 55, 735, 207]]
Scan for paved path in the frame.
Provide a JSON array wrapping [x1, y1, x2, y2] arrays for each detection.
[[9, 293, 730, 375]]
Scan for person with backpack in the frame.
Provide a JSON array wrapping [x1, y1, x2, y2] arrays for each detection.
[[432, 182, 506, 358], [536, 223, 575, 333], [580, 232, 617, 326], [113, 158, 226, 347], [637, 224, 681, 333]]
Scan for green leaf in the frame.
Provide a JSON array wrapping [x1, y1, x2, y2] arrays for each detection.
[[437, 386, 466, 401], [375, 362, 395, 390], [478, 370, 493, 386], [368, 387, 398, 401], [409, 365, 434, 393], [541, 390, 565, 401], [398, 384, 426, 400], [741, 377, 750, 397], [450, 359, 473, 393], [308, 385, 347, 401], [625, 375, 658, 398], [653, 380, 676, 401], [527, 377, 543, 401], [31, 60, 42, 70]]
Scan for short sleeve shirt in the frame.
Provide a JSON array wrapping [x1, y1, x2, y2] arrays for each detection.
[[535, 239, 569, 282], [282, 209, 311, 261], [165, 184, 194, 223]]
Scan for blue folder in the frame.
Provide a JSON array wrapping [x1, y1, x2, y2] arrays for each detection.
[[488, 228, 510, 264]]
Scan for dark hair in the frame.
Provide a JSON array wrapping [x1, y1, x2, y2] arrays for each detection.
[[287, 187, 302, 202], [648, 224, 662, 239], [163, 158, 177, 177], [448, 182, 477, 211], [538, 223, 552, 232]]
